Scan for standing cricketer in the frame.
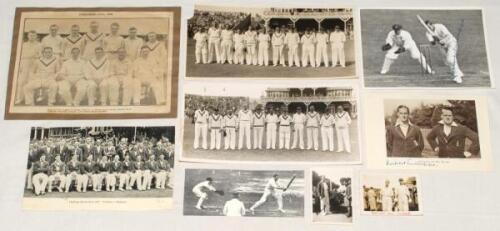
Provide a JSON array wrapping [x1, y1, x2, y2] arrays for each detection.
[[64, 154, 81, 193], [223, 192, 246, 216], [82, 21, 104, 60], [301, 29, 316, 67], [291, 107, 306, 150], [257, 28, 270, 66], [315, 28, 329, 67], [130, 155, 145, 190], [381, 180, 394, 212], [47, 155, 66, 193], [209, 109, 223, 150], [278, 110, 292, 149], [103, 22, 125, 60], [156, 154, 170, 189], [330, 26, 346, 67], [271, 27, 286, 66], [41, 24, 64, 58], [424, 20, 464, 83], [16, 30, 42, 105], [220, 24, 234, 64], [193, 104, 209, 150], [252, 106, 266, 149], [265, 108, 279, 150], [386, 105, 425, 157], [249, 174, 286, 214], [193, 27, 209, 64], [238, 105, 253, 150], [306, 105, 320, 151], [233, 29, 245, 65], [124, 27, 144, 61], [395, 179, 410, 212], [207, 23, 221, 64], [317, 175, 330, 215], [192, 177, 217, 210], [285, 27, 301, 67], [62, 25, 85, 61], [107, 155, 122, 191], [244, 27, 258, 65], [85, 47, 111, 106], [223, 109, 237, 150], [80, 154, 96, 192], [335, 105, 352, 153], [320, 107, 335, 152], [119, 154, 134, 191], [380, 24, 433, 75]]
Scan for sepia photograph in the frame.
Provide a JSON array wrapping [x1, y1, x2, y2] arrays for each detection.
[[5, 7, 180, 119], [187, 5, 356, 78], [361, 173, 422, 216], [364, 93, 492, 171], [24, 126, 175, 210], [311, 168, 352, 224], [361, 9, 492, 88], [385, 99, 480, 158], [183, 168, 304, 217], [181, 81, 360, 164]]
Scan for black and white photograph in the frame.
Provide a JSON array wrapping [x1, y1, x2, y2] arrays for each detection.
[[183, 168, 304, 217], [311, 168, 352, 224], [361, 174, 422, 216], [24, 126, 175, 210], [182, 81, 360, 164], [187, 5, 356, 78], [364, 93, 492, 171], [385, 99, 480, 158], [361, 9, 492, 88], [5, 8, 180, 119]]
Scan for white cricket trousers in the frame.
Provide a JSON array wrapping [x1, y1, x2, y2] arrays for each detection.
[[315, 44, 329, 67], [246, 44, 257, 65], [195, 44, 208, 64], [279, 126, 291, 149], [208, 39, 221, 63], [302, 44, 315, 67], [291, 124, 304, 149], [220, 40, 233, 64], [253, 126, 264, 149], [306, 127, 319, 150], [224, 127, 236, 150], [210, 128, 222, 150], [331, 43, 345, 67], [287, 45, 300, 67], [336, 127, 351, 152], [266, 124, 277, 149], [194, 123, 208, 149], [238, 121, 252, 149], [258, 44, 269, 66], [321, 126, 334, 151], [272, 45, 285, 66]]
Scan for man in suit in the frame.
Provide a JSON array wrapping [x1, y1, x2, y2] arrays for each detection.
[[426, 107, 480, 158], [317, 175, 330, 216], [32, 154, 50, 196], [90, 139, 105, 162], [386, 105, 425, 157]]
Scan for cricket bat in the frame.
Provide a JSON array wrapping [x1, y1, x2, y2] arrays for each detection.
[[283, 175, 296, 192], [416, 15, 437, 37]]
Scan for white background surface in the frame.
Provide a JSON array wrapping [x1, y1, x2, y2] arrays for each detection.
[[0, 0, 499, 230]]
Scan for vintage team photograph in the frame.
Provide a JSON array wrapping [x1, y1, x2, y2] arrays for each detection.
[[360, 9, 492, 88], [364, 93, 492, 171], [187, 5, 356, 78], [5, 7, 180, 119], [183, 168, 304, 217], [24, 126, 175, 210], [361, 173, 422, 216], [312, 168, 352, 224], [182, 81, 360, 164]]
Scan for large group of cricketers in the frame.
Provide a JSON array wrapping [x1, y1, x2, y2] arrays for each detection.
[[16, 21, 169, 107], [192, 24, 348, 68], [190, 103, 353, 152], [27, 135, 174, 196]]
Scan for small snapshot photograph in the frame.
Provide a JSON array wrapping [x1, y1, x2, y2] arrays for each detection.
[[182, 81, 360, 164], [24, 126, 175, 210], [5, 7, 180, 119], [311, 168, 352, 224], [187, 5, 356, 78], [361, 9, 491, 88], [385, 99, 480, 158], [361, 173, 422, 216], [183, 168, 304, 217]]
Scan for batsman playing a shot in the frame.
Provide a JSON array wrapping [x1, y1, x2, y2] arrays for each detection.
[[423, 19, 464, 83], [192, 177, 217, 210], [249, 174, 287, 214], [380, 24, 433, 75]]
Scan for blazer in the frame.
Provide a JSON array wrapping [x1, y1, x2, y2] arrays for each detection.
[[426, 122, 480, 158], [386, 123, 425, 157]]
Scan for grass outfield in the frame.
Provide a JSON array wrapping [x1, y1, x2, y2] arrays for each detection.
[[185, 39, 357, 78], [183, 169, 304, 217], [24, 187, 173, 198], [361, 9, 491, 88], [182, 117, 360, 163]]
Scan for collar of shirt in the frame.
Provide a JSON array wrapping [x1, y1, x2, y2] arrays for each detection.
[[438, 120, 458, 127], [395, 119, 413, 127]]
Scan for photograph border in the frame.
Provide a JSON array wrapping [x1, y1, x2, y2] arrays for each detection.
[[358, 7, 495, 89], [4, 7, 181, 120]]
